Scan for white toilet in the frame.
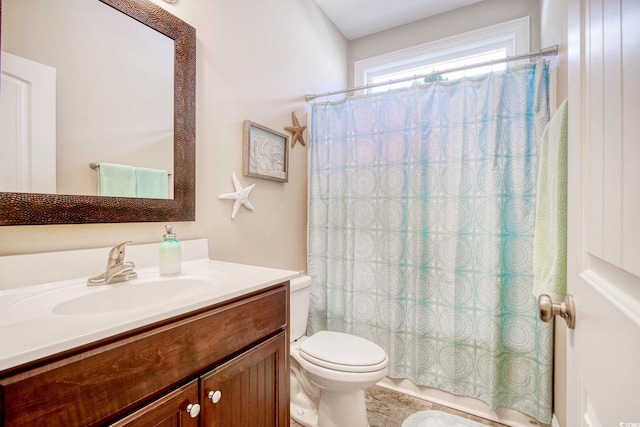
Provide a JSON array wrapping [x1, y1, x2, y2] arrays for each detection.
[[289, 275, 389, 427]]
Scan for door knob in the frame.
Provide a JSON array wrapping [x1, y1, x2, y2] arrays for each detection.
[[538, 293, 576, 329]]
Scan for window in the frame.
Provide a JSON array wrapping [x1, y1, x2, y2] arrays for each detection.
[[354, 17, 530, 93]]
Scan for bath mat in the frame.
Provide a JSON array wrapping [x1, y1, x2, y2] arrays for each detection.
[[402, 410, 487, 427]]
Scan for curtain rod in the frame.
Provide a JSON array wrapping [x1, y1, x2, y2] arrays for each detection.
[[305, 45, 558, 102]]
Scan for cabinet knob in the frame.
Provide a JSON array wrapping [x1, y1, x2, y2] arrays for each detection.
[[186, 403, 201, 418], [208, 390, 222, 403]]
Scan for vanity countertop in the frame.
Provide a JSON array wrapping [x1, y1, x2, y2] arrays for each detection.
[[0, 258, 299, 373]]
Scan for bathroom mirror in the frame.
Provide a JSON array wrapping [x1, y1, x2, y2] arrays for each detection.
[[0, 0, 196, 225]]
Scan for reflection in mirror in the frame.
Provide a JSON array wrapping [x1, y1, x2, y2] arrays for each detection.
[[0, 0, 196, 225], [1, 0, 174, 197]]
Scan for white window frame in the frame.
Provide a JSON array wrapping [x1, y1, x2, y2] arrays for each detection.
[[354, 17, 530, 90]]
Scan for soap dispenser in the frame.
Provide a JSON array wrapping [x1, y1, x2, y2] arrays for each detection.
[[159, 224, 181, 276]]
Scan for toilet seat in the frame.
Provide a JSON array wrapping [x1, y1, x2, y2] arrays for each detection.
[[298, 331, 388, 373]]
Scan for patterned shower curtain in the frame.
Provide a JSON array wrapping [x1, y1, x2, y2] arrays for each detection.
[[307, 61, 553, 423]]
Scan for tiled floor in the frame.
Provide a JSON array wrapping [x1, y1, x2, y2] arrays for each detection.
[[290, 385, 509, 427]]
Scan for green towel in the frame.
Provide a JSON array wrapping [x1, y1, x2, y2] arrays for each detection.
[[532, 99, 568, 302], [98, 163, 135, 197], [135, 167, 168, 199]]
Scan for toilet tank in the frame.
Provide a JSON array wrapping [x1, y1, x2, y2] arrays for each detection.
[[289, 275, 311, 342]]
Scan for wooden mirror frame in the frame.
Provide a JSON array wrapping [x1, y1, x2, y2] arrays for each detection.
[[0, 0, 196, 225]]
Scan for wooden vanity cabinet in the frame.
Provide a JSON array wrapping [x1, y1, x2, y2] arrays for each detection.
[[0, 283, 290, 427]]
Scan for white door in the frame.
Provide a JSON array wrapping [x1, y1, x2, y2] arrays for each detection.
[[567, 0, 640, 425], [1, 51, 56, 193]]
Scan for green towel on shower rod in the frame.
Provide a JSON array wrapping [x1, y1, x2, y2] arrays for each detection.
[[532, 99, 568, 302]]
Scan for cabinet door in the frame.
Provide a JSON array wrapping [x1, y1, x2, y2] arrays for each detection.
[[109, 380, 200, 427], [201, 332, 289, 427]]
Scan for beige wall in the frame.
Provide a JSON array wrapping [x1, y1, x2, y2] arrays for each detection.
[[0, 0, 347, 275], [348, 0, 542, 87], [542, 0, 569, 110]]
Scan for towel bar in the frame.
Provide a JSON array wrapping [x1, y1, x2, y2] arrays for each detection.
[[90, 162, 173, 176]]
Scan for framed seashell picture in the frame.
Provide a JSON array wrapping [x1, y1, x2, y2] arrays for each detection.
[[243, 120, 289, 182]]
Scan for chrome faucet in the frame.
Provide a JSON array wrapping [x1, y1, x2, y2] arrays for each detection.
[[87, 241, 138, 286]]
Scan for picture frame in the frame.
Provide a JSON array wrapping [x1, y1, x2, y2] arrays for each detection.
[[243, 120, 289, 182]]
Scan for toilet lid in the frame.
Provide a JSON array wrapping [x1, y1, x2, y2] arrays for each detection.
[[298, 331, 388, 373]]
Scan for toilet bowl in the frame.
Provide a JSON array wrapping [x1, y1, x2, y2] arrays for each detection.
[[289, 275, 389, 427]]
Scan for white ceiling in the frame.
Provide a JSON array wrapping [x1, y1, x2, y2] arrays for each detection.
[[314, 0, 485, 40]]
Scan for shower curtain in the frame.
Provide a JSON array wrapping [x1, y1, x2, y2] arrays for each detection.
[[307, 61, 553, 423]]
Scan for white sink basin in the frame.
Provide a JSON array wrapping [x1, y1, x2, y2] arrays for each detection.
[[8, 271, 224, 316], [54, 277, 214, 315]]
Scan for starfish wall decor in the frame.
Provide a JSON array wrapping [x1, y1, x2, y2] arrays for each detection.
[[218, 171, 255, 219], [285, 112, 307, 148]]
